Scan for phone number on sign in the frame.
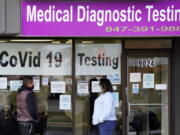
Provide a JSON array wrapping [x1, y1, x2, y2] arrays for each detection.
[[105, 26, 180, 32]]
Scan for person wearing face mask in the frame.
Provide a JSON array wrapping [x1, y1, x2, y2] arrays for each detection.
[[92, 78, 117, 135], [16, 76, 38, 135]]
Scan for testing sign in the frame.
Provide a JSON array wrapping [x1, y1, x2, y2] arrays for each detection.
[[22, 1, 180, 36]]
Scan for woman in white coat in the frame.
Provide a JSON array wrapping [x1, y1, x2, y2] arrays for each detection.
[[92, 78, 117, 135]]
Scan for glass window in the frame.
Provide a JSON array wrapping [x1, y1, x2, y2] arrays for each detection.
[[0, 40, 73, 135], [75, 39, 123, 135]]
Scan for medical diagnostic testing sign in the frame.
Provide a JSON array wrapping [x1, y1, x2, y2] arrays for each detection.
[[21, 1, 180, 36]]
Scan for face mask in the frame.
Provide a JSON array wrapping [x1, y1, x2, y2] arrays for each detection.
[[26, 85, 34, 90], [30, 85, 34, 90]]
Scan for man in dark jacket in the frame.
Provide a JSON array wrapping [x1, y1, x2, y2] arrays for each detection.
[[16, 76, 38, 135]]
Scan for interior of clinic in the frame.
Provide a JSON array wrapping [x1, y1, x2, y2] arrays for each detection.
[[0, 38, 171, 135]]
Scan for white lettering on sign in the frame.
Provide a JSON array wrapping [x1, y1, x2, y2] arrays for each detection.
[[26, 4, 180, 27], [0, 43, 72, 75], [77, 5, 142, 26], [27, 5, 73, 22], [146, 5, 180, 22]]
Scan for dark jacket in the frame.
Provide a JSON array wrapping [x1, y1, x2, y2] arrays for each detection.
[[16, 86, 38, 122]]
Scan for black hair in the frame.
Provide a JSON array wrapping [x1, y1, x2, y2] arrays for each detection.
[[23, 76, 33, 86], [99, 78, 113, 93]]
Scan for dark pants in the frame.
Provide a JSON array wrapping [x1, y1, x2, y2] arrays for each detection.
[[98, 121, 116, 135], [18, 122, 35, 135]]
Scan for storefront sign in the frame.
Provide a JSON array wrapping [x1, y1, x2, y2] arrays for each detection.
[[0, 43, 72, 75], [22, 1, 180, 36], [76, 44, 121, 75]]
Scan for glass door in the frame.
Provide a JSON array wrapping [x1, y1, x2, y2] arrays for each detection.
[[126, 54, 170, 135]]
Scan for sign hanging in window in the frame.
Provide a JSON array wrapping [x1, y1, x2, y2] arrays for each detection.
[[0, 43, 72, 75]]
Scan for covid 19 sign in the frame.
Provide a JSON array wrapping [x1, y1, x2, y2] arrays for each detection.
[[0, 43, 72, 75]]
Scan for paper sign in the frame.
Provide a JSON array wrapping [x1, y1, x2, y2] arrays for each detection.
[[59, 95, 71, 110], [143, 74, 154, 88], [91, 81, 101, 93], [33, 78, 40, 91], [113, 85, 117, 91], [132, 84, 139, 94], [10, 80, 23, 91], [77, 82, 89, 95], [42, 78, 49, 86], [112, 92, 119, 107], [0, 43, 72, 75], [130, 73, 141, 82], [0, 77, 7, 89], [107, 74, 121, 84], [51, 81, 66, 93], [76, 44, 121, 75], [155, 84, 167, 90]]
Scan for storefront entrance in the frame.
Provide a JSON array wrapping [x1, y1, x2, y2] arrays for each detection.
[[0, 39, 171, 135], [125, 52, 170, 135]]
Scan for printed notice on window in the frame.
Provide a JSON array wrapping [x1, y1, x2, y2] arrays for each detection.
[[77, 82, 89, 95], [33, 77, 40, 91], [0, 77, 7, 89], [143, 73, 154, 89], [155, 84, 167, 90], [130, 73, 141, 82], [91, 81, 101, 93], [51, 81, 66, 93], [10, 80, 23, 91], [132, 84, 139, 94], [112, 92, 119, 107], [107, 74, 121, 84], [42, 77, 49, 86], [59, 95, 71, 110]]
